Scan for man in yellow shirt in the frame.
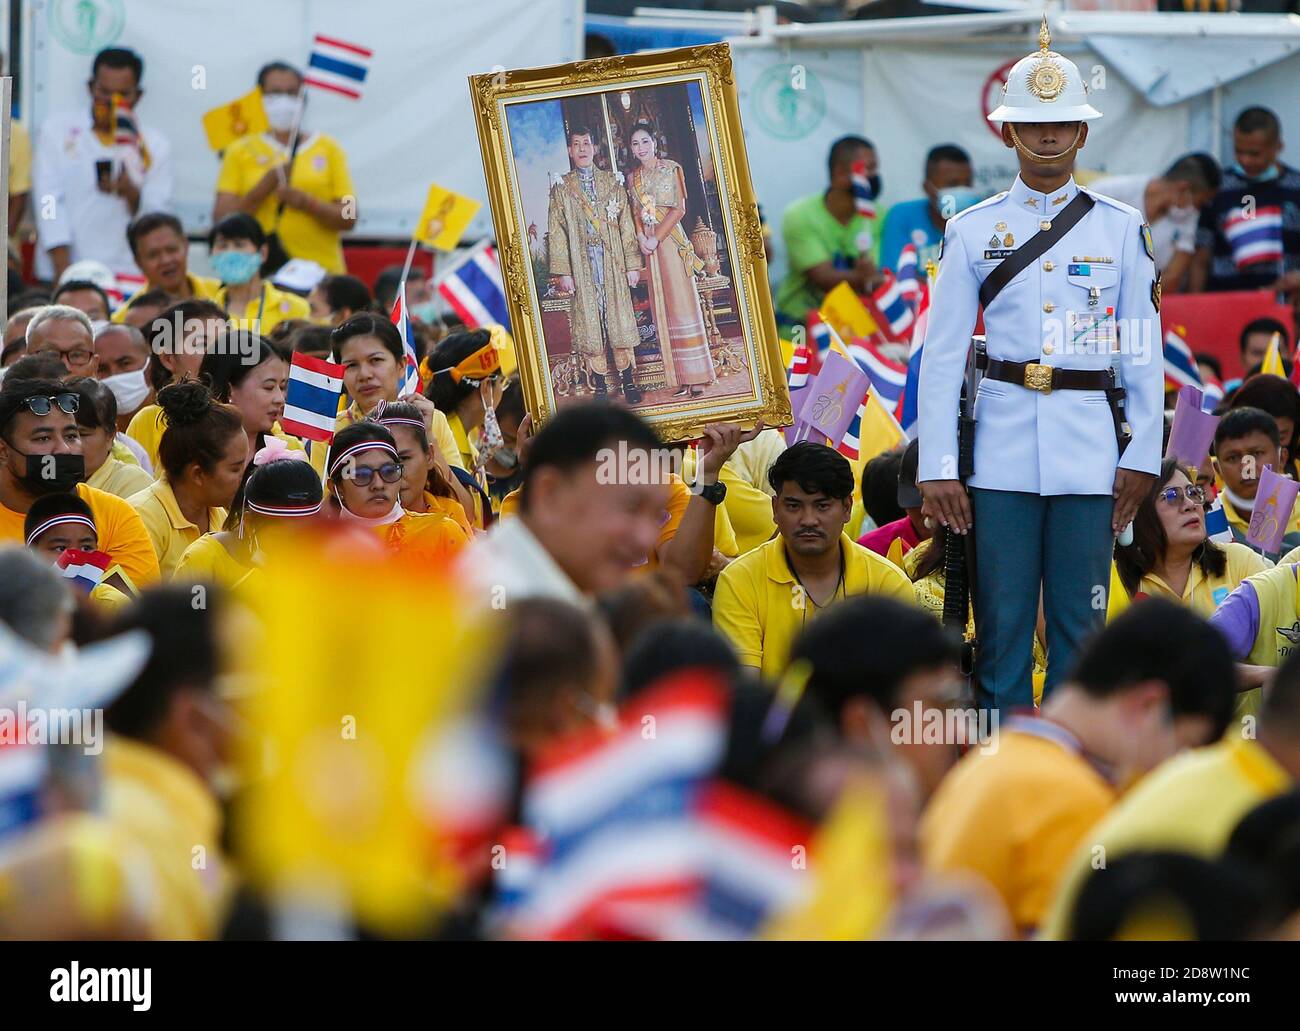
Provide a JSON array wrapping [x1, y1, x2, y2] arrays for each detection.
[[213, 61, 358, 274], [209, 212, 310, 333], [921, 600, 1236, 935], [1212, 407, 1300, 556], [113, 212, 222, 323], [0, 377, 160, 585], [713, 442, 914, 680]]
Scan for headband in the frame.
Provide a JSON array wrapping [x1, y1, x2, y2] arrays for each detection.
[[25, 514, 96, 548], [246, 499, 323, 519], [371, 399, 426, 432], [328, 440, 400, 478], [441, 342, 501, 384]]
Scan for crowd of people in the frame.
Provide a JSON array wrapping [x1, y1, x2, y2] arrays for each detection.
[[1, 41, 1300, 944]]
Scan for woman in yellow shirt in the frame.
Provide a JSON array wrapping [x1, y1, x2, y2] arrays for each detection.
[[199, 331, 304, 470], [1111, 458, 1269, 619], [208, 213, 311, 333], [174, 439, 324, 587], [127, 382, 248, 579], [68, 377, 152, 499], [424, 329, 504, 477], [371, 400, 474, 537], [325, 422, 468, 560]]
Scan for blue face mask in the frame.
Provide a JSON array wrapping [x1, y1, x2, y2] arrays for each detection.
[[935, 186, 983, 218], [1229, 162, 1279, 182], [410, 301, 442, 325], [212, 249, 263, 285]]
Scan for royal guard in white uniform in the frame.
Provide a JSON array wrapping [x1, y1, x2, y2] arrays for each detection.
[[917, 19, 1163, 712]]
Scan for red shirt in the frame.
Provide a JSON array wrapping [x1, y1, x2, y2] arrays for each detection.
[[858, 515, 921, 558]]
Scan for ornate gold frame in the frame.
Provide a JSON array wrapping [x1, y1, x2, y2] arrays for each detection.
[[469, 43, 791, 442]]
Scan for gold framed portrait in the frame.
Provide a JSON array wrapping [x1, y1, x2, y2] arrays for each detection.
[[469, 43, 790, 443]]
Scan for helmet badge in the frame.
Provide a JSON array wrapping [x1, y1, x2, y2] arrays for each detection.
[[1026, 17, 1065, 103]]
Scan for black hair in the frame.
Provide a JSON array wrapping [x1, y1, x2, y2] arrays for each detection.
[[925, 143, 971, 173], [424, 329, 493, 413], [126, 211, 184, 258], [52, 279, 111, 316], [64, 375, 117, 432], [1229, 375, 1300, 452], [828, 134, 874, 179], [496, 376, 525, 427], [208, 212, 266, 251], [1116, 457, 1226, 598], [330, 312, 403, 365], [860, 447, 906, 527], [145, 298, 229, 392], [121, 287, 171, 317], [790, 596, 960, 720], [0, 376, 73, 437], [105, 586, 222, 740], [628, 121, 658, 151], [768, 441, 854, 501], [372, 266, 405, 314], [328, 421, 398, 485], [1164, 152, 1221, 193], [291, 324, 333, 358], [1068, 598, 1236, 739], [1261, 643, 1300, 737], [3, 352, 68, 384], [256, 61, 302, 90], [24, 491, 95, 544], [155, 380, 244, 482], [319, 274, 372, 316], [1193, 351, 1223, 383], [519, 402, 661, 514], [1213, 405, 1280, 453], [1234, 106, 1281, 138], [1066, 851, 1276, 941], [371, 399, 455, 501], [1224, 790, 1300, 915], [244, 454, 323, 511], [1240, 317, 1289, 356], [622, 618, 740, 697], [567, 124, 595, 144], [199, 332, 279, 403], [10, 290, 51, 311], [92, 47, 143, 85]]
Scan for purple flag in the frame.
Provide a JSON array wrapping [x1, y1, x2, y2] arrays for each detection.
[[1165, 385, 1220, 469], [795, 350, 871, 448], [1246, 465, 1300, 555]]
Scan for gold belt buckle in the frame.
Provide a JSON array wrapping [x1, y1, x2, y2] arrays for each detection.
[[1023, 363, 1053, 394]]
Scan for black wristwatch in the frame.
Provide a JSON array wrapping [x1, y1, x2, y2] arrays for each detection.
[[698, 480, 727, 506]]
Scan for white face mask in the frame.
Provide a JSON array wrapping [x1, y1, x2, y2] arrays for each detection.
[[263, 93, 302, 134], [101, 367, 150, 415]]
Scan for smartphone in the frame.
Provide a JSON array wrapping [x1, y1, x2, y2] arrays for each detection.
[[95, 159, 113, 187]]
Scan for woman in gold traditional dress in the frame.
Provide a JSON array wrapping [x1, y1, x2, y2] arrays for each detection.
[[627, 123, 717, 398]]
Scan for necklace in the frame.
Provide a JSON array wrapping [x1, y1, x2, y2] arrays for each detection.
[[784, 540, 846, 617]]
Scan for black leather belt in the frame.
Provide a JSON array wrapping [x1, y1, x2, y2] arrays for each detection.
[[981, 358, 1113, 395]]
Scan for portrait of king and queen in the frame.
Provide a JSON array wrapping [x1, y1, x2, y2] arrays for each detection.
[[506, 80, 753, 414]]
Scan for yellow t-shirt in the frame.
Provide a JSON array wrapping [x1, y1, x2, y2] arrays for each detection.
[[216, 133, 355, 274], [1042, 736, 1293, 939], [111, 275, 223, 324], [0, 482, 160, 587], [1106, 542, 1270, 620], [127, 478, 228, 581], [712, 533, 915, 680], [86, 455, 153, 499], [216, 281, 311, 334], [921, 724, 1117, 934]]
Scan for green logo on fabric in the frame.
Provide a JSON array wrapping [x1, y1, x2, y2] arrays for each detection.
[[48, 0, 125, 56], [752, 63, 826, 141]]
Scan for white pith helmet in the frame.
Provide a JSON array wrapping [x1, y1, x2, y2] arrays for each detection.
[[988, 17, 1102, 125]]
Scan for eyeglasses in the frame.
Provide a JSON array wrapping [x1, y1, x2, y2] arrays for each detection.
[[1156, 484, 1207, 506], [22, 393, 80, 417], [56, 348, 95, 368], [343, 462, 403, 487]]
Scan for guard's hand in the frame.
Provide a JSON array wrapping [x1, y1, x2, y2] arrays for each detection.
[[920, 479, 972, 535], [1112, 468, 1155, 533]]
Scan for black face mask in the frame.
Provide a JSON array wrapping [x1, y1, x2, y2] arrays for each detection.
[[867, 174, 882, 200], [11, 448, 86, 496]]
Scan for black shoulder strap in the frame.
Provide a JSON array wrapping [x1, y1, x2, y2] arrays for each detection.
[[978, 191, 1096, 310]]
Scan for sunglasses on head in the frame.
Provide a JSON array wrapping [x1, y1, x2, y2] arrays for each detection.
[[22, 393, 80, 417], [344, 461, 404, 487]]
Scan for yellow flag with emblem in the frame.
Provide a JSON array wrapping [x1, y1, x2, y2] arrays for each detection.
[[819, 282, 878, 342], [201, 87, 268, 152], [415, 182, 482, 250], [1261, 332, 1287, 378], [824, 323, 905, 467]]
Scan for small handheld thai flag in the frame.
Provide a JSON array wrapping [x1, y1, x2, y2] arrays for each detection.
[[54, 548, 112, 594], [787, 336, 811, 391], [806, 311, 833, 369], [437, 243, 511, 331], [1224, 205, 1283, 270], [899, 282, 929, 439], [281, 352, 345, 443], [895, 244, 922, 309], [837, 386, 872, 460], [304, 34, 373, 100], [1201, 377, 1225, 412], [870, 272, 916, 342], [847, 338, 908, 410], [1163, 328, 1202, 392], [110, 96, 150, 169], [389, 283, 422, 396], [850, 159, 876, 219], [1205, 496, 1233, 546]]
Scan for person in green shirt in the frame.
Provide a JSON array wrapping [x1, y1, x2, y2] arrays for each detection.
[[775, 135, 883, 328]]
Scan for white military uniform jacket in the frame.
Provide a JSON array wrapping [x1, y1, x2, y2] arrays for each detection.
[[917, 175, 1162, 496]]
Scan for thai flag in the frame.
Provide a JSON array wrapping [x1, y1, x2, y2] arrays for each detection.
[[304, 34, 372, 101], [847, 338, 908, 409], [807, 312, 833, 370], [837, 387, 872, 461], [0, 741, 45, 841], [899, 283, 930, 438], [1224, 205, 1283, 270], [112, 98, 141, 148], [54, 549, 111, 594], [281, 352, 345, 443], [1163, 329, 1202, 392], [895, 244, 922, 309], [787, 336, 812, 391], [870, 272, 916, 342], [850, 159, 875, 219], [1201, 377, 1225, 413], [1205, 496, 1234, 545], [438, 243, 511, 331], [389, 283, 422, 397]]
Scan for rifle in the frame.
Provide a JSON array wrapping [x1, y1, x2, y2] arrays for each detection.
[[941, 336, 982, 681]]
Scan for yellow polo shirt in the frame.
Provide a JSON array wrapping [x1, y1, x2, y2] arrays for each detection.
[[921, 723, 1117, 934], [216, 281, 311, 334], [127, 478, 228, 580], [216, 132, 355, 274], [1106, 542, 1270, 621], [111, 274, 223, 324], [1042, 736, 1293, 939], [0, 482, 160, 586], [712, 533, 914, 680], [424, 491, 473, 538], [87, 455, 153, 499], [172, 533, 251, 588], [129, 407, 303, 475], [376, 510, 470, 559]]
